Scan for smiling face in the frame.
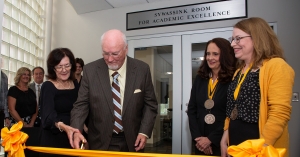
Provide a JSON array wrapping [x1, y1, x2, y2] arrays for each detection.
[[102, 30, 127, 71], [33, 68, 44, 84], [75, 63, 83, 75], [206, 42, 221, 73], [20, 70, 31, 84], [231, 28, 254, 64], [54, 56, 71, 81]]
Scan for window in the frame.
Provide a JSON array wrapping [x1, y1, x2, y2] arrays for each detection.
[[1, 0, 46, 86]]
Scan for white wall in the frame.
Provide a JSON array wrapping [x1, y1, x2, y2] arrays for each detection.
[[50, 0, 300, 156]]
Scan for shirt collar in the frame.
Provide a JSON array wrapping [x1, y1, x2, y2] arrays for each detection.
[[109, 56, 127, 77]]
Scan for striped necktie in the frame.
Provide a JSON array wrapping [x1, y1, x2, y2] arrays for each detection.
[[112, 72, 123, 133]]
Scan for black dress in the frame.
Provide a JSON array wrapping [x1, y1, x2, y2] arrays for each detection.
[[7, 86, 37, 124], [39, 80, 79, 157], [187, 75, 230, 156], [226, 70, 260, 145]]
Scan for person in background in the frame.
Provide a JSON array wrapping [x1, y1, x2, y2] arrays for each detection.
[[187, 38, 236, 156], [220, 17, 294, 157], [8, 67, 38, 127], [75, 58, 84, 85], [39, 48, 80, 157], [29, 66, 44, 127], [0, 71, 10, 128], [69, 29, 158, 152]]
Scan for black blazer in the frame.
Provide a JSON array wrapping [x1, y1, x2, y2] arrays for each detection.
[[187, 75, 230, 147]]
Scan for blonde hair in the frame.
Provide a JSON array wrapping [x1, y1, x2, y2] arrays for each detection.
[[14, 67, 31, 86], [234, 17, 285, 68]]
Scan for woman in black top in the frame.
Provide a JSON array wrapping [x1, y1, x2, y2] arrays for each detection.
[[8, 67, 38, 127], [39, 48, 80, 157], [75, 58, 84, 85], [187, 38, 236, 156]]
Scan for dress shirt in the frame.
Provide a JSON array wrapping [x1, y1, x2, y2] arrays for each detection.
[[109, 57, 127, 113], [35, 82, 43, 103]]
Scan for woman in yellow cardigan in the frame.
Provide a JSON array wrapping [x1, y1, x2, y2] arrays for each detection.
[[220, 17, 295, 157]]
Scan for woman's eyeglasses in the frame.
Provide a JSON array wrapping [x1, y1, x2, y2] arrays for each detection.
[[228, 36, 251, 43], [55, 63, 72, 72]]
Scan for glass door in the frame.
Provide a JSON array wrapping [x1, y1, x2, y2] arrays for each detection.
[[128, 35, 182, 154], [127, 27, 233, 154], [181, 30, 233, 154]]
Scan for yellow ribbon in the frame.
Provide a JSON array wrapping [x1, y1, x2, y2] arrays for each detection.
[[1, 121, 28, 157], [233, 65, 252, 100], [228, 139, 286, 157], [2, 122, 217, 157], [207, 78, 218, 99]]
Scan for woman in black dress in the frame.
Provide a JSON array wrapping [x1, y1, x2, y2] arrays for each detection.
[[8, 67, 38, 127], [39, 48, 80, 157], [187, 38, 236, 156], [75, 58, 84, 85]]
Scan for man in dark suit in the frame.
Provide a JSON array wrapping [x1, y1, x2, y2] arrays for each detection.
[[29, 66, 44, 127], [69, 29, 158, 152]]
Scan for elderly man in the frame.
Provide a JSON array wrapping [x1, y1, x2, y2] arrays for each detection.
[[69, 29, 158, 152]]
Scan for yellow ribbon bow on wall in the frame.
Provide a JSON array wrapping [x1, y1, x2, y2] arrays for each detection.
[[228, 139, 286, 157], [1, 121, 28, 157]]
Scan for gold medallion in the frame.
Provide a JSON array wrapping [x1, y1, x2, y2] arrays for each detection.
[[204, 114, 215, 124], [230, 105, 238, 120], [204, 99, 214, 109]]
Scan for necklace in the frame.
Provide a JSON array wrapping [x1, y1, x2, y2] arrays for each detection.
[[56, 80, 71, 89]]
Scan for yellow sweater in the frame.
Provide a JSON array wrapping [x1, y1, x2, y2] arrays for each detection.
[[225, 58, 295, 157]]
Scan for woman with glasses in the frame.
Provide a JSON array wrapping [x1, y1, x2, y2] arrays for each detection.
[[220, 17, 294, 157], [8, 67, 38, 127], [187, 38, 236, 156], [39, 48, 80, 157]]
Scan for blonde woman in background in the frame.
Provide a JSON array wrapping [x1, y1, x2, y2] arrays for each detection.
[[8, 67, 38, 127]]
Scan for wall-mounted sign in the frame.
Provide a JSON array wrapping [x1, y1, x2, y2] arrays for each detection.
[[127, 0, 247, 30]]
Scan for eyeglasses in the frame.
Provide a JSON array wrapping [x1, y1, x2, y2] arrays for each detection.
[[102, 52, 120, 58], [55, 63, 72, 72], [229, 36, 251, 43]]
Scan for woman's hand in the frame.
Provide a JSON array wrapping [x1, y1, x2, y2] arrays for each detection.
[[195, 136, 211, 151], [220, 130, 229, 157], [203, 146, 213, 155], [4, 118, 11, 127]]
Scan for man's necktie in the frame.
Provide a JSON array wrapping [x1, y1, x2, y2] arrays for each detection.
[[112, 72, 123, 133], [37, 84, 41, 104]]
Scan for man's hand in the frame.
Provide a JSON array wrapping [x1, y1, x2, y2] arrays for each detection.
[[134, 134, 147, 151]]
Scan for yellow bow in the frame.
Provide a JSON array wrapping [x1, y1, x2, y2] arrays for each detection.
[[1, 122, 28, 157], [228, 139, 286, 157]]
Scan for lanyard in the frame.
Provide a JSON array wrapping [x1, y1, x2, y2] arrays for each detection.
[[208, 78, 218, 99], [233, 65, 252, 100]]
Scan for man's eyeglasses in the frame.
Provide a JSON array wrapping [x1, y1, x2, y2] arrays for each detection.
[[102, 52, 120, 58], [229, 36, 251, 44], [55, 63, 72, 72]]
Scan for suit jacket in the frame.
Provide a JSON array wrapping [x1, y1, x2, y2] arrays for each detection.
[[71, 56, 158, 151], [187, 75, 229, 148], [29, 82, 36, 94], [0, 71, 9, 118]]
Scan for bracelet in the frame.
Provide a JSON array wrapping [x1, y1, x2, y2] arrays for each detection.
[[57, 122, 64, 132]]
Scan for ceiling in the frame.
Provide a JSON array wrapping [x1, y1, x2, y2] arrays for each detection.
[[69, 0, 175, 14], [68, 0, 206, 78]]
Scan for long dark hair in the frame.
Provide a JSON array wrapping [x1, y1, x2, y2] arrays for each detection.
[[198, 38, 236, 83]]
